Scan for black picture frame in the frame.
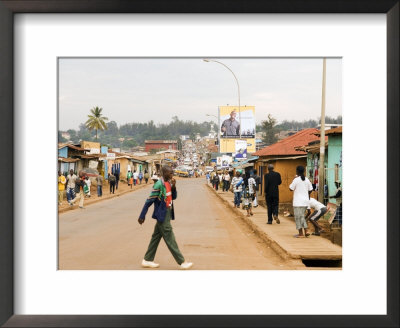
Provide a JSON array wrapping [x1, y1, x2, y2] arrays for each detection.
[[0, 1, 398, 327]]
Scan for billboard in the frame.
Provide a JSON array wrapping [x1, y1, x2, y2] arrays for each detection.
[[216, 155, 233, 167], [219, 106, 256, 153], [234, 140, 248, 159], [219, 106, 255, 138]]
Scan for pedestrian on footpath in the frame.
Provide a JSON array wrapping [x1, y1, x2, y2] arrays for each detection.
[[144, 170, 149, 184], [127, 170, 132, 188], [223, 170, 231, 192], [248, 173, 256, 204], [210, 169, 216, 188], [133, 170, 138, 186], [115, 171, 120, 190], [69, 171, 86, 209], [218, 172, 223, 190], [58, 171, 66, 205], [96, 174, 103, 197], [84, 176, 91, 197], [243, 186, 254, 217], [206, 172, 210, 184], [252, 169, 261, 208], [138, 171, 143, 184], [66, 169, 77, 203], [289, 166, 313, 238], [305, 197, 327, 235], [264, 164, 282, 224], [212, 173, 220, 191], [109, 172, 116, 194], [138, 165, 193, 270], [231, 171, 244, 208]]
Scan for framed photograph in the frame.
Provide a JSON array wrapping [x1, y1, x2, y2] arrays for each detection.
[[0, 1, 398, 327]]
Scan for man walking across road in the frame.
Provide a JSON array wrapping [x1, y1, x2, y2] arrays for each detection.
[[138, 165, 193, 270], [264, 164, 282, 224], [66, 169, 77, 203]]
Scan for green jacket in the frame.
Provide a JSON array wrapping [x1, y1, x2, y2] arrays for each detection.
[[139, 179, 177, 223]]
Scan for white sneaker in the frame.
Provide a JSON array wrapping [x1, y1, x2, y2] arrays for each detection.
[[180, 262, 193, 270], [141, 259, 160, 268]]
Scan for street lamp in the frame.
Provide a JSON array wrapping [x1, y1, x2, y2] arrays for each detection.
[[203, 59, 242, 139], [206, 113, 220, 153]]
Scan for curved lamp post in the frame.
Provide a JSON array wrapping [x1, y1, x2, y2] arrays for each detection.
[[206, 113, 220, 153], [203, 59, 241, 139]]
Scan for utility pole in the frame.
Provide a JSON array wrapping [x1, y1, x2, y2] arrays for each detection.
[[318, 58, 326, 203]]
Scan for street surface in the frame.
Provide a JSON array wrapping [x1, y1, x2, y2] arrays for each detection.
[[59, 178, 291, 270]]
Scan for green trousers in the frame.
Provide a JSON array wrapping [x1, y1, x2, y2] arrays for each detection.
[[144, 209, 185, 265]]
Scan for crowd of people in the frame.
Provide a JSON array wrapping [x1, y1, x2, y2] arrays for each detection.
[[58, 168, 157, 209], [206, 164, 342, 237], [206, 167, 261, 217]]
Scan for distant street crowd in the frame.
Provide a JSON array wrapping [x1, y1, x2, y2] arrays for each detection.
[[57, 168, 159, 209]]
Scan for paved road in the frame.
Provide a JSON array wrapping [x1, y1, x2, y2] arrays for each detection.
[[59, 178, 291, 270]]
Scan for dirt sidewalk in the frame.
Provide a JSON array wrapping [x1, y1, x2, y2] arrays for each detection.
[[58, 180, 151, 213]]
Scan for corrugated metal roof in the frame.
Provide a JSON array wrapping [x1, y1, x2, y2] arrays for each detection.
[[259, 155, 307, 162], [318, 126, 342, 135], [253, 128, 321, 157], [58, 143, 88, 151], [58, 157, 80, 163], [144, 140, 178, 144]]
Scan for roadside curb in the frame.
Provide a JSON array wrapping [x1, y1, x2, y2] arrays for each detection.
[[206, 183, 303, 264], [58, 183, 150, 214]]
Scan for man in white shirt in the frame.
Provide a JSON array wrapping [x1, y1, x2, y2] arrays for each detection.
[[306, 198, 327, 235], [66, 169, 77, 203], [289, 166, 313, 238], [231, 171, 244, 208], [133, 170, 139, 186], [223, 171, 231, 192]]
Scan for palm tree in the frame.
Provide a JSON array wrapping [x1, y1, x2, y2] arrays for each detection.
[[85, 106, 108, 140]]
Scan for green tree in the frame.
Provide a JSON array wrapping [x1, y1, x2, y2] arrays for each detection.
[[261, 114, 278, 145], [85, 106, 109, 140], [122, 139, 138, 148], [67, 129, 79, 143], [58, 131, 67, 143]]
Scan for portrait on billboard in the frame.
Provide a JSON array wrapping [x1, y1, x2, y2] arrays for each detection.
[[219, 106, 255, 139]]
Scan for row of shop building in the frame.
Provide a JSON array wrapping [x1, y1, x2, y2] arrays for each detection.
[[58, 140, 178, 181], [231, 127, 342, 207]]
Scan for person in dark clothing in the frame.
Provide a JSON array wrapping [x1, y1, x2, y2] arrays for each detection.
[[138, 165, 193, 269], [331, 181, 342, 225], [264, 164, 282, 224], [213, 174, 220, 191], [109, 172, 116, 194], [115, 171, 120, 190]]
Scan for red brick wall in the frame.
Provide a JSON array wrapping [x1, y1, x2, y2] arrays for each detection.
[[145, 142, 177, 152]]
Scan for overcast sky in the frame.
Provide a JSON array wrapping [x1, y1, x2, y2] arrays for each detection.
[[58, 58, 341, 131]]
